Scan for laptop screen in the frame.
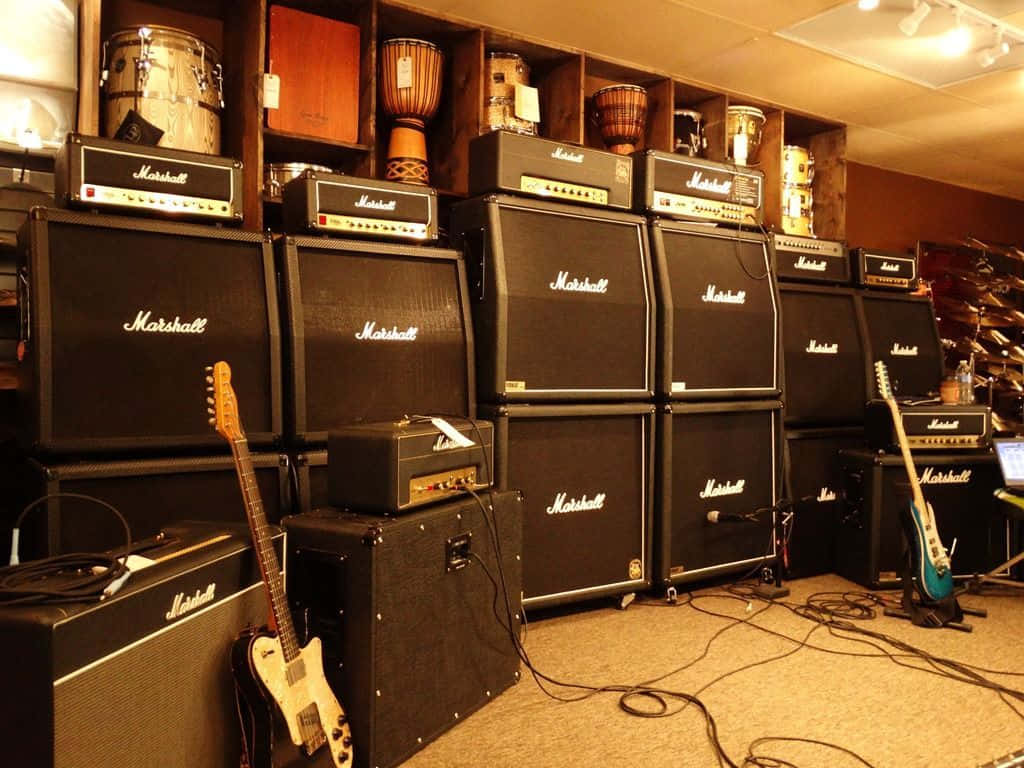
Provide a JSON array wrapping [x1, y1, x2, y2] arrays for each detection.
[[993, 438, 1024, 487]]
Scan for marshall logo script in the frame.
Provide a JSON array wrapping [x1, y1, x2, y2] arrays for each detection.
[[919, 467, 972, 485], [549, 271, 609, 294], [926, 419, 959, 431], [546, 491, 606, 514], [166, 583, 216, 620], [354, 194, 397, 211], [795, 256, 827, 272], [880, 261, 902, 273], [551, 147, 584, 164], [123, 310, 207, 334], [685, 171, 732, 196], [132, 164, 188, 185], [702, 285, 746, 305], [817, 487, 837, 502], [891, 343, 919, 357], [806, 340, 839, 355], [354, 322, 418, 341], [699, 478, 745, 498]]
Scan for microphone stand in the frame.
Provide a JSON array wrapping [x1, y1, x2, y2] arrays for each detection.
[[753, 504, 791, 600]]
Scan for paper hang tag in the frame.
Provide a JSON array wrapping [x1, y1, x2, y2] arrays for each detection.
[[263, 73, 281, 110], [397, 56, 413, 89], [514, 84, 540, 123], [733, 133, 749, 165], [430, 417, 475, 449]]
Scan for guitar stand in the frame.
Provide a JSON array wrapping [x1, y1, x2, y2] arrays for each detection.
[[883, 549, 987, 633]]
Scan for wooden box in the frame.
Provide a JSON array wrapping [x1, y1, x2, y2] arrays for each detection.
[[267, 5, 360, 143]]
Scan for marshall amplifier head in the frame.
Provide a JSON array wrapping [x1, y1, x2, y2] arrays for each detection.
[[327, 417, 494, 513], [851, 247, 918, 291], [633, 150, 763, 228], [650, 219, 779, 400], [858, 292, 943, 400], [655, 400, 781, 587], [452, 194, 653, 402], [17, 208, 282, 455], [281, 171, 438, 242], [277, 236, 474, 445], [771, 233, 850, 285], [865, 402, 991, 451], [54, 134, 242, 222], [0, 523, 283, 768], [468, 130, 633, 210]]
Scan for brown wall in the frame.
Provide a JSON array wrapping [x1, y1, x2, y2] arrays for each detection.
[[845, 162, 1024, 253]]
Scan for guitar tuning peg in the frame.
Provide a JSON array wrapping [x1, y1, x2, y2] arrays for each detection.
[[205, 376, 214, 384], [208, 417, 216, 426], [204, 365, 213, 373]]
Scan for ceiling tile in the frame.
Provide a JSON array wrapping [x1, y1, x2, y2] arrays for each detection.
[[941, 66, 1024, 106], [666, 0, 849, 33], [852, 91, 1024, 146]]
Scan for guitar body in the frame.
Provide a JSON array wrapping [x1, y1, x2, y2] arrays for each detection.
[[906, 500, 955, 603], [232, 628, 349, 768]]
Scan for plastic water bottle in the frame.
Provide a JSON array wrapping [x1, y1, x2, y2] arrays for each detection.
[[955, 360, 973, 405]]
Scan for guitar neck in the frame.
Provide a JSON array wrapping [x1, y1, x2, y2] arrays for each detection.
[[230, 437, 300, 662], [885, 397, 927, 512]]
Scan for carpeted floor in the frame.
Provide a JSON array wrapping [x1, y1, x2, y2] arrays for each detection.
[[401, 573, 1024, 768]]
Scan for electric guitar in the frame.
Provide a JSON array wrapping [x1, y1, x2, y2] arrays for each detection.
[[874, 360, 954, 602], [206, 361, 354, 768]]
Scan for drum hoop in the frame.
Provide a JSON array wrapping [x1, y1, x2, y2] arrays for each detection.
[[485, 96, 516, 106], [104, 90, 222, 112], [783, 144, 809, 153], [382, 37, 443, 53], [486, 51, 526, 61], [265, 163, 334, 175], [107, 25, 221, 60], [593, 84, 648, 97], [674, 109, 703, 120], [727, 105, 766, 119]]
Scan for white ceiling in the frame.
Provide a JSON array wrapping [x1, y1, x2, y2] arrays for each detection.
[[401, 0, 1024, 200]]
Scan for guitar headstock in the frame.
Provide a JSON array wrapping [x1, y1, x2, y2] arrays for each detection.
[[205, 361, 245, 441], [875, 360, 893, 401]]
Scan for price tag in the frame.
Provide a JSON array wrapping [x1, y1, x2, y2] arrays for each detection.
[[430, 417, 475, 448], [514, 84, 540, 123], [733, 133, 748, 166], [397, 56, 413, 89], [262, 73, 280, 110], [788, 193, 802, 217]]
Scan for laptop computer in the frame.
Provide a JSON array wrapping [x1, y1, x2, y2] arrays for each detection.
[[992, 438, 1024, 495]]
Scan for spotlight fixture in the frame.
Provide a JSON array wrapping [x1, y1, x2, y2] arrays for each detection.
[[976, 28, 1010, 67], [899, 0, 931, 36], [858, 0, 880, 10], [940, 8, 972, 57]]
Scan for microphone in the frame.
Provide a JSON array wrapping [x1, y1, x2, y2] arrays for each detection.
[[706, 510, 753, 524]]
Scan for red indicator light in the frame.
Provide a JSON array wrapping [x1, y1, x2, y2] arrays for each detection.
[[318, 214, 327, 225], [85, 187, 95, 198]]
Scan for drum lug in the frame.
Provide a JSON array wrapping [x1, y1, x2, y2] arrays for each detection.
[[136, 27, 154, 88], [99, 40, 110, 87], [215, 63, 225, 109], [191, 64, 210, 93]]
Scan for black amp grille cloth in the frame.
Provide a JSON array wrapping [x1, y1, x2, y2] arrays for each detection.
[[497, 207, 648, 391], [663, 230, 775, 393], [504, 413, 646, 600], [52, 586, 264, 768], [668, 409, 775, 574], [860, 295, 942, 399], [780, 289, 865, 425], [298, 248, 468, 427], [47, 223, 273, 441]]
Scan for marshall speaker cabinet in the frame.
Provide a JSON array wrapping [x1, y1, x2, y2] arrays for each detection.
[[481, 403, 653, 608], [857, 291, 943, 401], [649, 220, 779, 399], [18, 209, 281, 455], [0, 524, 282, 768], [284, 491, 522, 768], [19, 453, 289, 559], [655, 400, 781, 587], [838, 449, 1009, 588], [778, 284, 867, 426], [277, 236, 474, 444], [784, 427, 865, 578], [453, 195, 654, 402]]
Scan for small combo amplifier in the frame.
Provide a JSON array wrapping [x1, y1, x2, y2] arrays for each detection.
[[633, 150, 763, 227], [864, 402, 991, 451], [284, 491, 522, 768], [468, 130, 633, 210], [771, 232, 849, 285], [0, 523, 282, 768], [327, 417, 494, 513], [851, 247, 919, 291], [281, 171, 438, 242], [54, 134, 242, 222]]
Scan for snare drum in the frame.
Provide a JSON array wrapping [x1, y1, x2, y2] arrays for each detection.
[[782, 184, 814, 238], [482, 96, 537, 136], [783, 145, 815, 186], [485, 52, 530, 100], [101, 25, 223, 154], [263, 163, 334, 202]]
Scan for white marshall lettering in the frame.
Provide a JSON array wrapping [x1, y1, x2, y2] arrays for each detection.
[[806, 339, 839, 355], [551, 147, 584, 164], [123, 310, 207, 335], [919, 467, 972, 485], [354, 194, 397, 211], [817, 487, 837, 502], [132, 164, 188, 185], [880, 261, 902, 273], [795, 256, 827, 272], [685, 171, 732, 196], [354, 321, 418, 342], [702, 284, 746, 304], [891, 343, 919, 357], [549, 271, 609, 294], [166, 583, 216, 620], [546, 491, 606, 514], [433, 434, 460, 452], [926, 419, 959, 431], [699, 478, 746, 499]]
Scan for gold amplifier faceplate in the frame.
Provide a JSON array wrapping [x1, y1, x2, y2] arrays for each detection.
[[409, 466, 478, 506], [652, 189, 759, 226], [906, 436, 985, 449], [520, 175, 609, 206], [78, 184, 236, 218], [315, 212, 429, 239], [865, 274, 912, 287]]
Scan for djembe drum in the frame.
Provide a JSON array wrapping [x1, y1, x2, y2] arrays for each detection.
[[592, 84, 647, 155], [379, 38, 443, 185]]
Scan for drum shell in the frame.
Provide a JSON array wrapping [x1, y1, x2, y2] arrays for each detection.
[[673, 110, 704, 157], [481, 97, 537, 136], [485, 52, 530, 100], [725, 106, 765, 165], [102, 26, 222, 154], [782, 184, 814, 237], [379, 38, 444, 121], [592, 85, 648, 151], [783, 145, 815, 185], [263, 163, 333, 202]]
